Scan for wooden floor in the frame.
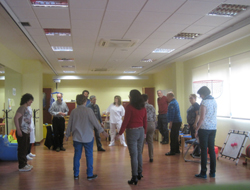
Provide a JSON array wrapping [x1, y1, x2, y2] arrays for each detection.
[[1, 137, 250, 190]]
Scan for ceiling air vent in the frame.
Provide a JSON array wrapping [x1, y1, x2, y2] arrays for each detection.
[[21, 22, 31, 27], [91, 68, 108, 72], [99, 39, 138, 48]]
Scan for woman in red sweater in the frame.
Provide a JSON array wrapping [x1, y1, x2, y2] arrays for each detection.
[[116, 89, 147, 185]]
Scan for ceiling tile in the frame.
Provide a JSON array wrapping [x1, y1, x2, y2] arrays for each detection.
[[39, 19, 70, 28], [142, 0, 186, 13], [70, 9, 105, 21], [69, 0, 108, 10], [107, 0, 147, 11], [33, 7, 70, 19], [104, 10, 138, 22], [135, 11, 172, 23], [10, 6, 36, 20], [183, 25, 215, 34]]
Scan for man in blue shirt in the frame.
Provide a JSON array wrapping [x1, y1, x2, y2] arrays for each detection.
[[165, 92, 182, 156], [82, 90, 91, 106], [87, 95, 105, 152]]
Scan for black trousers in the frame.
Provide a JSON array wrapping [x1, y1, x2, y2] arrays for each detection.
[[94, 128, 102, 149], [52, 117, 65, 149], [16, 131, 30, 169], [170, 122, 182, 153]]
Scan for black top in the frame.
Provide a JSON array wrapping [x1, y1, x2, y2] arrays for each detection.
[[186, 102, 200, 125]]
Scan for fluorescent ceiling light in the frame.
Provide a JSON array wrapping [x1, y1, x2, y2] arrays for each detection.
[[124, 71, 136, 73], [152, 48, 175, 53], [173, 32, 201, 40], [52, 46, 73, 51], [0, 71, 5, 73], [132, 66, 143, 69], [208, 4, 249, 17], [140, 59, 155, 62], [53, 75, 148, 80], [44, 29, 71, 36], [0, 76, 5, 80], [63, 71, 75, 73], [58, 58, 74, 62], [61, 66, 75, 68], [30, 0, 68, 7]]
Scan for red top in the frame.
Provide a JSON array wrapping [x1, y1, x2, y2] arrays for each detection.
[[157, 96, 168, 114], [119, 104, 147, 135]]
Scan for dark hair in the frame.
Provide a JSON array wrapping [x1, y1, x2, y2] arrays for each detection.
[[197, 86, 211, 97], [113, 95, 122, 106], [130, 90, 145, 110], [190, 94, 197, 99], [82, 90, 89, 95], [142, 94, 148, 102], [20, 93, 34, 105], [76, 94, 87, 105]]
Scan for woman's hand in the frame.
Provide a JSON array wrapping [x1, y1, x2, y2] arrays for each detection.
[[193, 123, 197, 129], [17, 129, 22, 137], [195, 129, 199, 138], [102, 131, 109, 138], [115, 134, 120, 140]]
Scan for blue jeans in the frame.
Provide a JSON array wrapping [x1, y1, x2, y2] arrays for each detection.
[[73, 138, 94, 177], [198, 129, 217, 175], [157, 114, 169, 142]]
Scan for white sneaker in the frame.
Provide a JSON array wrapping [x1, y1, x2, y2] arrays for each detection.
[[26, 155, 33, 160], [27, 164, 33, 169], [29, 153, 36, 157], [109, 143, 115, 146], [19, 165, 32, 172], [122, 143, 127, 147]]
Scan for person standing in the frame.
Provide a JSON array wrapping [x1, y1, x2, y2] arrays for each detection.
[[26, 106, 36, 160], [65, 95, 109, 180], [14, 93, 34, 172], [195, 86, 217, 179], [142, 94, 156, 162], [87, 95, 105, 151], [116, 90, 147, 185], [49, 93, 69, 152], [165, 92, 182, 156], [106, 95, 127, 147], [157, 90, 169, 144], [82, 90, 90, 106], [187, 94, 200, 156]]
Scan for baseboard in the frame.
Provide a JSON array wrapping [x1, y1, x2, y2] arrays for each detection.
[[35, 139, 44, 146]]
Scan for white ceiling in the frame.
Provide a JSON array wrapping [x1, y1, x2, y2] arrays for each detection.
[[1, 0, 250, 76]]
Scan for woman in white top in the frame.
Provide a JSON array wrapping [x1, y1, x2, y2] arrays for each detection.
[[27, 106, 36, 160], [106, 96, 127, 147]]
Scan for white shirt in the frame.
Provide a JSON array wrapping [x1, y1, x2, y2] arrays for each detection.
[[28, 106, 35, 143], [107, 104, 125, 123]]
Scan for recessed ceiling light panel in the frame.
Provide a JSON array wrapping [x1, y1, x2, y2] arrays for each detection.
[[124, 71, 136, 73], [30, 0, 68, 7], [140, 59, 156, 62], [44, 29, 71, 36], [58, 58, 74, 62], [131, 66, 143, 69], [61, 65, 75, 68], [208, 4, 249, 17], [173, 32, 201, 40], [63, 71, 75, 73], [152, 48, 175, 53], [52, 46, 73, 51]]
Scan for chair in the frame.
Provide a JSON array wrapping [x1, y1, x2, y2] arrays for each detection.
[[0, 135, 18, 161]]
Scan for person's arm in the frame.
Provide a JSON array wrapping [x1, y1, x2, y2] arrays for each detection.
[[49, 103, 58, 116], [65, 112, 73, 141], [97, 105, 103, 123], [193, 110, 199, 129], [118, 106, 131, 135], [143, 108, 147, 134], [105, 105, 111, 121], [89, 110, 108, 137], [168, 103, 175, 129], [14, 112, 23, 137], [195, 105, 206, 138]]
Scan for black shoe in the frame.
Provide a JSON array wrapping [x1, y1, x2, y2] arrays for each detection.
[[175, 150, 180, 154], [161, 141, 168, 144], [128, 176, 138, 185], [137, 173, 143, 180], [98, 148, 106, 152], [149, 158, 153, 162], [60, 147, 66, 151], [56, 147, 60, 152], [74, 176, 79, 179], [87, 174, 98, 180], [193, 153, 201, 157], [195, 174, 207, 179], [165, 152, 175, 156], [209, 173, 215, 178]]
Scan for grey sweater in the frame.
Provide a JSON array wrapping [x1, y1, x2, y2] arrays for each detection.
[[65, 105, 104, 143]]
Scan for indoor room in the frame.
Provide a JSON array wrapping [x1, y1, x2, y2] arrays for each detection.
[[0, 0, 250, 190]]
